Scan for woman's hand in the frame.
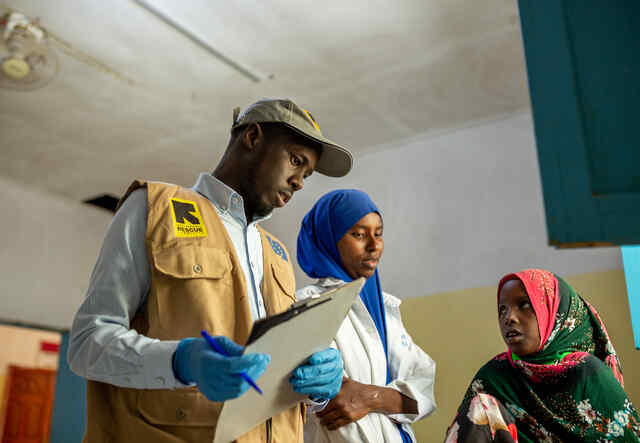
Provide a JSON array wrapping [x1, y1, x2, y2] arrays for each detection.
[[315, 377, 418, 430], [316, 377, 377, 430]]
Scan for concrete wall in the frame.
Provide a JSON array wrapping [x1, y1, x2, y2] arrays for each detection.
[[263, 112, 621, 296], [0, 176, 112, 329]]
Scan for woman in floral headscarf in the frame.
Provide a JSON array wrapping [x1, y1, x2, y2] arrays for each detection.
[[445, 269, 640, 443]]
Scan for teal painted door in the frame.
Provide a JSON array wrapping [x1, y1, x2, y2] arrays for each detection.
[[49, 332, 86, 442], [518, 1, 640, 247]]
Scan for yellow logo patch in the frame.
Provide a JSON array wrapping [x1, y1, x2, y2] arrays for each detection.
[[170, 198, 208, 238]]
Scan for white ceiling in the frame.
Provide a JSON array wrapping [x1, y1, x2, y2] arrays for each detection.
[[0, 0, 529, 202]]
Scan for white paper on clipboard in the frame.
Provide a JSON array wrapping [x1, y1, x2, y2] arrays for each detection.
[[212, 278, 365, 443]]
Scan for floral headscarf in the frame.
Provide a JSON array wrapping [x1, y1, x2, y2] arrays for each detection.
[[498, 269, 623, 385]]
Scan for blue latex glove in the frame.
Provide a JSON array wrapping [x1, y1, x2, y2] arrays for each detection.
[[289, 348, 343, 401], [173, 336, 270, 402]]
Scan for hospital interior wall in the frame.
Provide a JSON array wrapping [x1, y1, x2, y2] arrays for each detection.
[[263, 112, 621, 299], [403, 269, 638, 442], [0, 176, 112, 330]]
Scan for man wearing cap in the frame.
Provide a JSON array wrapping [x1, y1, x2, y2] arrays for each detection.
[[68, 98, 353, 442]]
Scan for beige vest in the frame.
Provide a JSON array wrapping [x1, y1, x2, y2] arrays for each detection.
[[84, 180, 304, 443]]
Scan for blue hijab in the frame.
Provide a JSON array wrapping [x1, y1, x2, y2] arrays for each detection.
[[297, 189, 390, 380]]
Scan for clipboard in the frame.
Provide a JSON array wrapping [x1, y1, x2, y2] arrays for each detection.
[[212, 278, 365, 443]]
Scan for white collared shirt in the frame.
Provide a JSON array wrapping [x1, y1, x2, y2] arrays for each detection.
[[68, 173, 270, 389], [297, 278, 437, 443]]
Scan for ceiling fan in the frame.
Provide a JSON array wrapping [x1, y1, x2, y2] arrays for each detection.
[[0, 9, 134, 92], [0, 11, 57, 91]]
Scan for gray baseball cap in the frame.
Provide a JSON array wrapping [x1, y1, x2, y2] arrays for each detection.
[[232, 98, 353, 177]]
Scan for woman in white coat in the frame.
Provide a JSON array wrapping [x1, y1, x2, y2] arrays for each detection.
[[296, 189, 436, 443]]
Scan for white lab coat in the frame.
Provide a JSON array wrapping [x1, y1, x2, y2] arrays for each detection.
[[297, 278, 436, 443]]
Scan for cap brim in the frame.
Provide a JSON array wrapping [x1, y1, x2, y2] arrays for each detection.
[[283, 124, 353, 177]]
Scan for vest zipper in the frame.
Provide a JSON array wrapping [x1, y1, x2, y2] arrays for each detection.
[[266, 417, 272, 443]]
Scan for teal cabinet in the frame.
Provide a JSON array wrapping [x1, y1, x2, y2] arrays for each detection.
[[519, 0, 640, 247]]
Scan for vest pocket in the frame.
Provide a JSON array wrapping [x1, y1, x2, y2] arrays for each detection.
[[151, 245, 234, 334], [137, 388, 222, 426], [152, 245, 231, 279]]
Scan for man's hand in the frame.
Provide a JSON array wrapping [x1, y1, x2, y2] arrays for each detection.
[[316, 377, 377, 430], [173, 336, 270, 402], [289, 348, 343, 401]]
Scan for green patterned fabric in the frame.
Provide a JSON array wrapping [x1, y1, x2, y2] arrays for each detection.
[[450, 276, 640, 442]]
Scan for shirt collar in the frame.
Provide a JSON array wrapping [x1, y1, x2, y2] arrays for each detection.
[[192, 173, 272, 226]]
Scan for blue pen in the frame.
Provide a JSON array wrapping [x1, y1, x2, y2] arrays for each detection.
[[200, 330, 263, 395]]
